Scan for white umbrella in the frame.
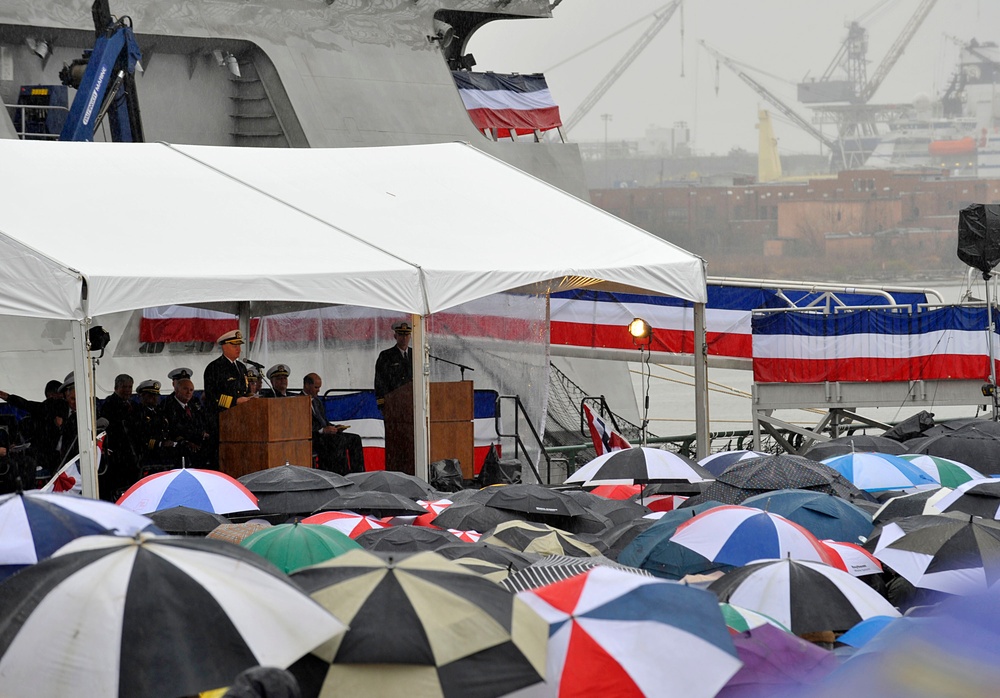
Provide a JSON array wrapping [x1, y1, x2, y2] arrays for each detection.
[[565, 447, 714, 487], [0, 533, 346, 698]]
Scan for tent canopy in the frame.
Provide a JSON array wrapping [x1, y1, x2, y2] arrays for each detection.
[[0, 140, 706, 320]]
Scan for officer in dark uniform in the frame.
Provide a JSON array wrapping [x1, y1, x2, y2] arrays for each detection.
[[98, 373, 138, 501], [202, 330, 253, 470], [160, 378, 210, 468], [132, 380, 174, 476], [260, 364, 291, 398], [374, 321, 413, 410]]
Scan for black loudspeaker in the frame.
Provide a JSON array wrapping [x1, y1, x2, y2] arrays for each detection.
[[958, 203, 1000, 275], [429, 458, 463, 492]]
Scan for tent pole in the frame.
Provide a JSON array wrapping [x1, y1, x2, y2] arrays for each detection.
[[989, 274, 998, 421], [73, 316, 99, 499], [413, 314, 430, 482], [238, 301, 252, 351], [693, 301, 711, 459]]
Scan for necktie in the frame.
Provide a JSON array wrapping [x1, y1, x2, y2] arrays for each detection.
[[185, 404, 192, 418]]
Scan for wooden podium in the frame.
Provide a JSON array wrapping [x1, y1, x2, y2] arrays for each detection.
[[218, 396, 313, 478], [383, 380, 475, 479]]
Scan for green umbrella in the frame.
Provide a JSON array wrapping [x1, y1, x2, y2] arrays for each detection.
[[719, 602, 790, 634], [240, 523, 361, 574], [898, 454, 984, 488]]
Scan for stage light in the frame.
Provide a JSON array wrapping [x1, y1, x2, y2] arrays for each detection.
[[627, 317, 651, 340]]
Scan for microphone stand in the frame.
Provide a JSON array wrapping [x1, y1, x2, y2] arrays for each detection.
[[428, 354, 476, 381]]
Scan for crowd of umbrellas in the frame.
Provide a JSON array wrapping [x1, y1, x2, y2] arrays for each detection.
[[4, 425, 1000, 697]]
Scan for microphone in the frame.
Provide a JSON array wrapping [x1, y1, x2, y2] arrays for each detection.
[[242, 358, 265, 369]]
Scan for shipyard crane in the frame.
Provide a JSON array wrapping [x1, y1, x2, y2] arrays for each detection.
[[563, 0, 682, 133], [859, 0, 941, 104], [699, 40, 845, 168]]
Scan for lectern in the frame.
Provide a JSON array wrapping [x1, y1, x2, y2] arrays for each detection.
[[218, 396, 312, 478], [383, 380, 475, 478]]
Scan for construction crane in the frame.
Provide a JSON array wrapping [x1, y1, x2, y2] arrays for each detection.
[[563, 0, 682, 133], [859, 0, 941, 104], [699, 40, 845, 168]]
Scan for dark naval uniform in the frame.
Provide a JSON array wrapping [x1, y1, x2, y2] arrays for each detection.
[[374, 346, 412, 409], [160, 396, 210, 468], [203, 356, 251, 414]]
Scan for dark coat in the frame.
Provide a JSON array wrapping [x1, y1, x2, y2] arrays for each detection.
[[203, 355, 250, 413], [374, 345, 412, 406]]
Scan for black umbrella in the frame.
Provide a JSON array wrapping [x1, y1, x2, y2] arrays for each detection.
[[355, 526, 463, 553], [933, 479, 1000, 518], [862, 513, 960, 552], [254, 488, 358, 517], [905, 425, 1000, 476], [684, 455, 870, 506], [239, 464, 352, 492], [873, 487, 950, 524], [481, 483, 589, 518], [803, 435, 908, 461], [432, 502, 524, 532], [346, 471, 436, 499], [564, 489, 652, 525], [434, 542, 539, 571], [146, 506, 230, 535], [314, 490, 427, 517], [578, 517, 658, 561]]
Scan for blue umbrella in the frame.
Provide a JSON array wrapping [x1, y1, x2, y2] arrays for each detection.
[[618, 501, 732, 580], [742, 489, 874, 543], [821, 452, 939, 492], [836, 615, 898, 648], [698, 450, 769, 477]]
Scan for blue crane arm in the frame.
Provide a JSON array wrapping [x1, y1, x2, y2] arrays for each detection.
[[59, 24, 142, 142]]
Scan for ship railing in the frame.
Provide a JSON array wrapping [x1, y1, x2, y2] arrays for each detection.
[[3, 103, 69, 140]]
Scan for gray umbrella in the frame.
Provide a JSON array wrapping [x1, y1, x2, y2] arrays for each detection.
[[564, 489, 652, 525], [481, 484, 589, 518], [239, 464, 352, 492], [314, 491, 427, 517], [434, 542, 539, 570], [905, 426, 1000, 476], [346, 471, 435, 500], [432, 502, 523, 532], [803, 435, 908, 461], [146, 506, 230, 536], [355, 526, 461, 553]]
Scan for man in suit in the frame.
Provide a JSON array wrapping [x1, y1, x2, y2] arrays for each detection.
[[260, 364, 291, 398], [374, 321, 413, 411], [202, 330, 253, 469], [98, 373, 138, 500], [303, 372, 364, 475]]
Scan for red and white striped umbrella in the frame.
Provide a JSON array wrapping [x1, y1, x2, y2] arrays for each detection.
[[644, 494, 688, 512], [819, 539, 883, 577], [448, 529, 482, 543], [418, 499, 455, 516], [301, 511, 386, 539], [116, 468, 258, 515], [670, 505, 835, 567]]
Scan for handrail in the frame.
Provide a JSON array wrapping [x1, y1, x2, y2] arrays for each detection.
[[4, 102, 69, 140], [495, 394, 548, 484]]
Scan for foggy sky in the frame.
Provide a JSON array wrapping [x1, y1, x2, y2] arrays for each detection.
[[470, 0, 1000, 156]]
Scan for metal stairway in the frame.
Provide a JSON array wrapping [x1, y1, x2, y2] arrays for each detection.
[[228, 57, 288, 147]]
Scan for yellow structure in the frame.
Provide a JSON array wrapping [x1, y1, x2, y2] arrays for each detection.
[[757, 109, 783, 183]]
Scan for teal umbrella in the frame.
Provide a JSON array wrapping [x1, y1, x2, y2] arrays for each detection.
[[240, 523, 361, 574]]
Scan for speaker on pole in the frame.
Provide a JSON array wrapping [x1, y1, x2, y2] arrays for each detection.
[[958, 203, 1000, 419]]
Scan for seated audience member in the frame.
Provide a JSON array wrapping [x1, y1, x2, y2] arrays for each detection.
[[160, 378, 211, 468], [302, 372, 365, 475]]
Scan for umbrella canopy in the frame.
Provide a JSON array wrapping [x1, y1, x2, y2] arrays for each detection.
[[741, 489, 874, 543], [447, 529, 482, 543], [0, 491, 154, 580], [719, 603, 790, 634], [0, 533, 346, 698], [803, 435, 908, 461], [481, 520, 603, 558], [238, 464, 352, 492], [583, 517, 658, 562], [934, 478, 1000, 518], [687, 455, 869, 506], [708, 558, 900, 635], [565, 447, 714, 487], [835, 615, 898, 648], [432, 502, 524, 532], [499, 554, 652, 593], [206, 521, 270, 545], [117, 468, 259, 515], [355, 525, 463, 553], [516, 566, 741, 698], [589, 484, 643, 500], [313, 490, 427, 517], [301, 511, 387, 538], [563, 489, 650, 526], [873, 515, 1000, 594], [450, 556, 511, 583], [618, 501, 732, 580], [240, 522, 361, 574], [434, 541, 539, 571], [818, 540, 882, 577], [698, 450, 769, 477], [641, 493, 689, 512], [482, 484, 590, 519], [904, 425, 1000, 476], [146, 505, 230, 536], [820, 452, 938, 492], [716, 623, 840, 698], [872, 487, 951, 524], [289, 549, 547, 698], [345, 470, 435, 499], [669, 505, 836, 567], [418, 498, 455, 516], [897, 454, 984, 488]]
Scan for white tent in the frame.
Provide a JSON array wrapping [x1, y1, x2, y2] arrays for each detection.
[[0, 139, 708, 495]]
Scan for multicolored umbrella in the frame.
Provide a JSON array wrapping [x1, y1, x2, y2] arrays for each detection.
[[447, 529, 481, 543], [240, 522, 361, 574], [289, 549, 547, 698], [719, 603, 790, 634], [0, 491, 155, 580], [117, 468, 258, 515], [499, 554, 652, 593], [482, 520, 602, 558], [818, 539, 882, 577], [708, 558, 900, 635], [820, 452, 939, 492], [516, 566, 741, 698], [741, 489, 873, 543], [934, 478, 1000, 518], [897, 454, 984, 488], [717, 623, 839, 697], [418, 498, 455, 516], [669, 505, 836, 567], [618, 501, 732, 580], [565, 447, 714, 487], [301, 510, 386, 538], [589, 484, 642, 500], [0, 534, 346, 698], [872, 487, 951, 523], [690, 455, 869, 506]]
